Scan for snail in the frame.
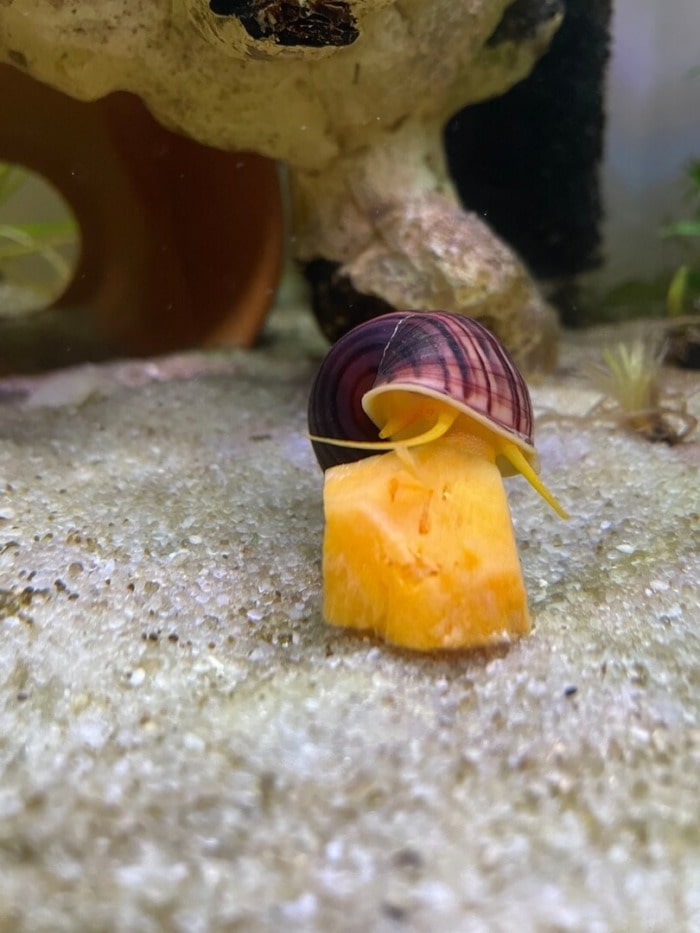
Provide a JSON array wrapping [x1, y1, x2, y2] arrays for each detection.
[[308, 311, 568, 652], [308, 310, 567, 519]]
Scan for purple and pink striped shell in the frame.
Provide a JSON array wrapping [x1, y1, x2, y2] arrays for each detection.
[[308, 311, 537, 472]]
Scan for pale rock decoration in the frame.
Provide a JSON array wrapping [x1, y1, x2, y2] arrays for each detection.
[[0, 0, 563, 368]]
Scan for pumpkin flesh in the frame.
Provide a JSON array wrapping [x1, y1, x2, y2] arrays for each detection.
[[322, 433, 530, 650]]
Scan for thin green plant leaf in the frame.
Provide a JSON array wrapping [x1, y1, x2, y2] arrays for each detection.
[[0, 224, 39, 253], [0, 222, 75, 286], [0, 163, 29, 205], [661, 220, 700, 239], [8, 219, 76, 240], [689, 159, 700, 192], [667, 264, 689, 317], [0, 221, 77, 258]]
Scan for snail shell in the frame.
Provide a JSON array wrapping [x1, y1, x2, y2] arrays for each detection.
[[308, 310, 537, 473]]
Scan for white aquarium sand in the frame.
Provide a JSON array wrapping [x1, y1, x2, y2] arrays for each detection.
[[0, 307, 698, 931]]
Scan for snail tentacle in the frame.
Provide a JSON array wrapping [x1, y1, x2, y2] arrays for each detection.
[[308, 407, 458, 452], [499, 441, 569, 519]]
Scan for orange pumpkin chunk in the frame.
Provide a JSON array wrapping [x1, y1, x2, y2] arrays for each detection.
[[322, 434, 531, 650]]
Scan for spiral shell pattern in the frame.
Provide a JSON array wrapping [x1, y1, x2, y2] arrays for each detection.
[[308, 312, 410, 469], [308, 311, 534, 471]]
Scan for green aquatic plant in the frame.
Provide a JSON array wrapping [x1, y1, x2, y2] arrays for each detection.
[[663, 159, 700, 317], [0, 162, 78, 304], [589, 338, 696, 444], [596, 340, 664, 415]]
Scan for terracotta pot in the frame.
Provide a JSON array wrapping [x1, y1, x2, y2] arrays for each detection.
[[0, 64, 284, 371]]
